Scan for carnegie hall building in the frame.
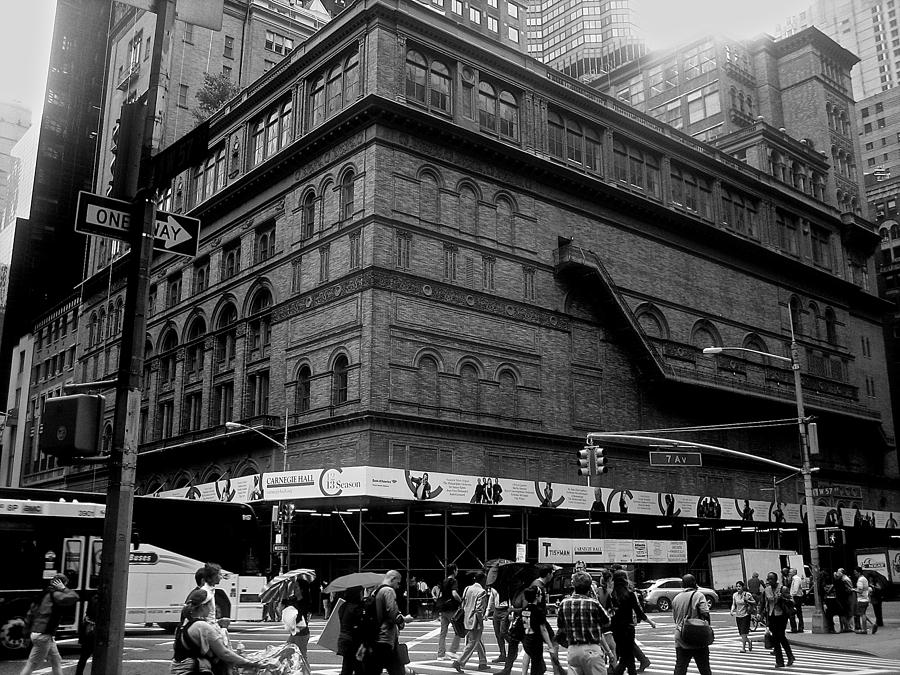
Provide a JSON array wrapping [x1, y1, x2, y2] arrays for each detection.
[[32, 0, 898, 582]]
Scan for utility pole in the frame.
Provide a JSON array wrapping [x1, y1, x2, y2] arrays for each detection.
[[93, 1, 175, 671]]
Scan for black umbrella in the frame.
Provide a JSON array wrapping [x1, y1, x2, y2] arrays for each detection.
[[485, 562, 539, 603]]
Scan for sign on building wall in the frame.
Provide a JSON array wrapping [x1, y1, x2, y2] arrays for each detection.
[[538, 537, 688, 564]]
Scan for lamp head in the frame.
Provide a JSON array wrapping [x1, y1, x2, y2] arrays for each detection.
[[224, 422, 243, 431], [701, 347, 723, 355]]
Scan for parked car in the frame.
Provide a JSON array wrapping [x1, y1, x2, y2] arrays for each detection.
[[636, 578, 719, 612]]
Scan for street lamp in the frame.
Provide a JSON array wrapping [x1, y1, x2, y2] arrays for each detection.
[[702, 343, 825, 633], [225, 413, 290, 574]]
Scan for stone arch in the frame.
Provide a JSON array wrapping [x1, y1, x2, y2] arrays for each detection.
[[456, 356, 485, 378], [212, 293, 241, 323], [172, 471, 193, 489], [742, 332, 769, 355], [234, 460, 261, 477], [156, 322, 180, 353], [689, 319, 721, 349], [181, 309, 208, 343], [243, 279, 276, 316], [493, 363, 522, 385], [200, 465, 226, 483], [634, 302, 669, 340], [413, 347, 445, 371]]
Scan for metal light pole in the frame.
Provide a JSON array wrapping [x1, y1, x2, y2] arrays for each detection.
[[702, 337, 825, 633], [226, 410, 289, 573]]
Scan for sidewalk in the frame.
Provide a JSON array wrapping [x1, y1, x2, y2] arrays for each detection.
[[778, 600, 900, 661]]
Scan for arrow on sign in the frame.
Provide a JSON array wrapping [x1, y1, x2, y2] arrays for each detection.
[[154, 214, 193, 250]]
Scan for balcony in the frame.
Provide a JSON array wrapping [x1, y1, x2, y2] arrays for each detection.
[[116, 62, 140, 91]]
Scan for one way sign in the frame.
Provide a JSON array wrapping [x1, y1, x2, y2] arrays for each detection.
[[154, 211, 199, 257]]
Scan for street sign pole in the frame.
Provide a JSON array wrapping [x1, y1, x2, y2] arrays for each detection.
[[92, 1, 174, 672]]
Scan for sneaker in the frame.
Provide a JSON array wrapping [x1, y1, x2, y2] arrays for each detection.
[[491, 658, 506, 664], [477, 665, 492, 671], [637, 660, 651, 673], [872, 624, 879, 634], [453, 662, 463, 673], [787, 657, 795, 667]]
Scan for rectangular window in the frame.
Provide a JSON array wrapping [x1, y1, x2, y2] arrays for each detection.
[[811, 226, 832, 269], [222, 65, 232, 79], [508, 26, 519, 42], [443, 245, 458, 281], [224, 35, 234, 59], [482, 255, 495, 290], [319, 244, 330, 282], [507, 2, 518, 18], [178, 84, 188, 107], [183, 392, 202, 431], [247, 371, 270, 416], [349, 232, 361, 270], [213, 382, 234, 426], [291, 257, 302, 293], [396, 231, 411, 269], [452, 0, 463, 13], [265, 30, 294, 55], [470, 7, 482, 23], [158, 400, 174, 439], [183, 24, 193, 43], [775, 210, 799, 257], [487, 16, 499, 31]]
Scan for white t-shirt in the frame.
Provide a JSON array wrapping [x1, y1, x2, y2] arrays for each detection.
[[282, 605, 299, 635], [856, 575, 870, 603], [789, 574, 803, 596]]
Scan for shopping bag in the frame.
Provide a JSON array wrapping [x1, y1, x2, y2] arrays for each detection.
[[318, 597, 344, 653], [397, 643, 411, 665]]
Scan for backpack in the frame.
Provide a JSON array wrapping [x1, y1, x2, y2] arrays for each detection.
[[173, 617, 205, 663], [357, 585, 389, 646]]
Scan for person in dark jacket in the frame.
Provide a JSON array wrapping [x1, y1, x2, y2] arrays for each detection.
[[609, 570, 656, 675], [337, 586, 365, 675], [75, 592, 100, 675], [19, 574, 79, 675]]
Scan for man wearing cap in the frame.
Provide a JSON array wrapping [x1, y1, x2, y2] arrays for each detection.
[[171, 588, 261, 674], [557, 571, 615, 675], [18, 574, 78, 675]]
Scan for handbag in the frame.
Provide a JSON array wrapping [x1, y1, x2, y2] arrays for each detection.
[[764, 628, 774, 650], [508, 615, 525, 641], [397, 642, 411, 665], [680, 591, 714, 648], [451, 607, 466, 636], [779, 591, 796, 618]]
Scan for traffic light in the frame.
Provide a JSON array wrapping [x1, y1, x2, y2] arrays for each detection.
[[107, 101, 144, 200], [38, 394, 105, 465], [594, 446, 608, 474], [577, 445, 596, 476], [818, 527, 844, 547]]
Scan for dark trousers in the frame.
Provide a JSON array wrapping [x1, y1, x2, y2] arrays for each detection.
[[872, 597, 884, 626], [493, 609, 509, 660], [366, 642, 404, 675], [768, 614, 794, 666], [674, 646, 711, 675], [789, 596, 804, 631], [611, 625, 636, 675], [75, 633, 95, 675], [501, 637, 521, 674], [341, 652, 364, 675]]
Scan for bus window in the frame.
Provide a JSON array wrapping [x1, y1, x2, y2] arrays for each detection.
[[89, 537, 103, 589], [63, 538, 85, 589]]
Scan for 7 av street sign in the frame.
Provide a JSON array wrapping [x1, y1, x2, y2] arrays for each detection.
[[649, 451, 702, 467], [75, 192, 200, 257]]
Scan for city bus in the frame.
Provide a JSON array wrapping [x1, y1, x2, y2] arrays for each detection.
[[0, 487, 267, 656]]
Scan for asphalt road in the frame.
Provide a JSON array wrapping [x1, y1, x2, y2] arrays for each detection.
[[3, 610, 900, 674]]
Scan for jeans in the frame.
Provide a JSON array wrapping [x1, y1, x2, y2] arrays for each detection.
[[493, 608, 510, 660], [438, 610, 462, 657], [610, 625, 635, 675], [768, 614, 794, 666], [673, 646, 711, 675], [457, 623, 487, 668], [366, 642, 405, 675], [75, 632, 95, 675], [790, 596, 804, 632], [566, 644, 608, 675]]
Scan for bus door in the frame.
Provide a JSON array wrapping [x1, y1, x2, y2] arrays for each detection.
[[59, 537, 88, 631]]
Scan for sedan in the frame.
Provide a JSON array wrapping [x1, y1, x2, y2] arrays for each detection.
[[636, 578, 719, 612]]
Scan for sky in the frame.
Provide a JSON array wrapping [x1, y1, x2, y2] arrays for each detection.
[[0, 0, 816, 122]]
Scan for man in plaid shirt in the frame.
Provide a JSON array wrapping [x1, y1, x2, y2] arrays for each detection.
[[556, 572, 616, 675]]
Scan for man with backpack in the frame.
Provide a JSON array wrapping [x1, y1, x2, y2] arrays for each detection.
[[170, 588, 261, 674], [436, 564, 463, 660], [361, 570, 407, 675], [19, 574, 78, 675]]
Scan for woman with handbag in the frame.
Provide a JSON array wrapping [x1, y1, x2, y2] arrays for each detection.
[[762, 571, 795, 669], [729, 581, 755, 653]]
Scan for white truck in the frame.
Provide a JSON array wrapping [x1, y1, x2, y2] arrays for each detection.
[[709, 549, 807, 595], [856, 548, 900, 585]]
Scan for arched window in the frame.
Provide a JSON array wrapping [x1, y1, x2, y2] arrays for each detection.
[[690, 320, 720, 349], [344, 52, 360, 103], [418, 356, 439, 408], [332, 355, 349, 405], [301, 192, 316, 239], [499, 91, 518, 139], [405, 50, 427, 103], [459, 363, 479, 412], [216, 304, 238, 369], [326, 65, 343, 116], [497, 369, 517, 420], [296, 365, 312, 413], [478, 82, 497, 131], [548, 111, 565, 158], [825, 307, 837, 344], [248, 289, 273, 355], [309, 74, 325, 127], [459, 184, 478, 233], [265, 111, 279, 157], [496, 197, 514, 243], [114, 298, 124, 334], [97, 309, 106, 345], [102, 424, 113, 454], [566, 119, 583, 163], [636, 306, 667, 339], [252, 120, 265, 165], [89, 312, 98, 346], [430, 61, 451, 112], [280, 100, 293, 149], [340, 171, 355, 221], [742, 333, 769, 363], [420, 172, 439, 222], [160, 329, 179, 384], [186, 316, 206, 377], [143, 339, 153, 389]]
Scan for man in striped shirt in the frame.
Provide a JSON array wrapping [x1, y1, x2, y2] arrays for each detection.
[[556, 572, 615, 675]]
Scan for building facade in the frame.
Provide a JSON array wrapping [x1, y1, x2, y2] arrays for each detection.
[[18, 0, 898, 579]]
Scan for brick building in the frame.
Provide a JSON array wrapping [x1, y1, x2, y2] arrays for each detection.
[[22, 0, 898, 578]]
